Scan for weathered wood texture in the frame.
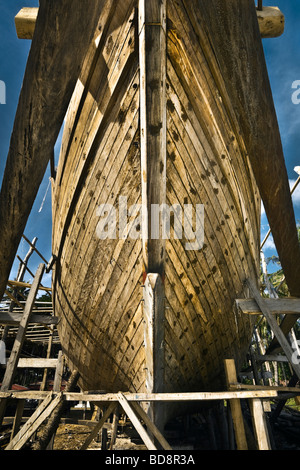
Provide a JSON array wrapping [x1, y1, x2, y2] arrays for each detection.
[[143, 273, 165, 430], [257, 6, 284, 38], [0, 264, 45, 392], [236, 298, 300, 316], [0, 0, 108, 301], [224, 359, 248, 450], [14, 5, 285, 40], [247, 279, 300, 381], [15, 7, 38, 39], [139, 0, 167, 275], [193, 0, 300, 298], [51, 0, 262, 410]]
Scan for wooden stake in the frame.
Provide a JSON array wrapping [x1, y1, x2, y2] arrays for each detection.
[[224, 359, 248, 450]]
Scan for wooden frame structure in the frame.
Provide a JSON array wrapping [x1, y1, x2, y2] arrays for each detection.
[[0, 373, 276, 450], [1, 356, 299, 451]]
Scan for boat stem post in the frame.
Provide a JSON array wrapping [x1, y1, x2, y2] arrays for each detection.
[[143, 274, 165, 433], [139, 0, 167, 275]]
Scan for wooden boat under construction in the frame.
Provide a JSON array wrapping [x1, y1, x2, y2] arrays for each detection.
[[1, 0, 300, 425]]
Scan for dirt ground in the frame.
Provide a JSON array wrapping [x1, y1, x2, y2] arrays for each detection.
[[52, 423, 147, 451]]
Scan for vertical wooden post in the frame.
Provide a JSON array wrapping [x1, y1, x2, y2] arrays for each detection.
[[143, 273, 165, 431], [249, 398, 271, 450], [224, 359, 248, 450], [46, 350, 64, 449], [109, 405, 120, 450], [10, 399, 25, 440], [40, 324, 54, 392], [0, 264, 45, 426], [139, 0, 167, 276]]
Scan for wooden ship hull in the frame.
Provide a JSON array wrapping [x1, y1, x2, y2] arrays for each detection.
[[52, 0, 262, 396], [1, 0, 300, 425]]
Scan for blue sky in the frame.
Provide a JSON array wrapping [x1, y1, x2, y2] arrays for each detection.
[[0, 1, 300, 287]]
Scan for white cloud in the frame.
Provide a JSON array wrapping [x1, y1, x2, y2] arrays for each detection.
[[290, 179, 300, 207]]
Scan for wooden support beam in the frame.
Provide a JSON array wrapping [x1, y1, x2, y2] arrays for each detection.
[[0, 312, 57, 326], [257, 6, 285, 38], [108, 405, 120, 450], [0, 0, 108, 302], [15, 7, 38, 39], [80, 403, 117, 450], [53, 351, 64, 391], [17, 358, 58, 369], [0, 389, 278, 402], [249, 398, 271, 450], [15, 5, 283, 41], [224, 359, 248, 450], [0, 265, 45, 427], [1, 264, 45, 393], [117, 393, 157, 450], [7, 279, 51, 292], [247, 279, 300, 381], [130, 401, 172, 450], [230, 383, 300, 393], [10, 399, 25, 441], [5, 393, 62, 450], [236, 298, 300, 316], [143, 273, 165, 430], [139, 0, 167, 276]]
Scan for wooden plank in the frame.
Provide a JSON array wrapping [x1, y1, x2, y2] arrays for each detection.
[[10, 399, 25, 441], [7, 279, 51, 292], [0, 389, 278, 402], [62, 390, 278, 402], [1, 264, 45, 392], [257, 6, 285, 38], [117, 392, 157, 450], [17, 358, 58, 369], [249, 398, 271, 450], [15, 7, 38, 39], [15, 5, 282, 42], [53, 351, 64, 391], [247, 279, 300, 381], [230, 383, 300, 393], [254, 354, 289, 363], [130, 401, 172, 450], [5, 392, 53, 449], [139, 0, 167, 275], [143, 273, 165, 430], [109, 405, 120, 450], [236, 298, 300, 316], [0, 0, 108, 302], [80, 402, 117, 450], [5, 393, 62, 450], [0, 312, 57, 326], [224, 359, 248, 450]]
